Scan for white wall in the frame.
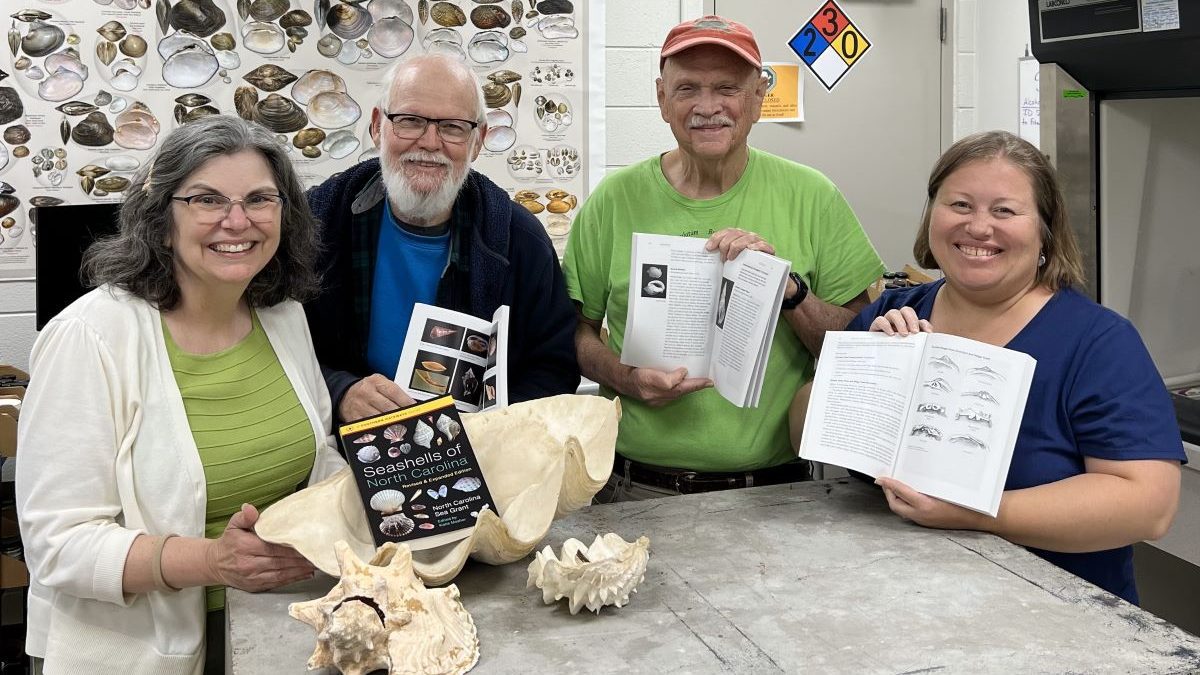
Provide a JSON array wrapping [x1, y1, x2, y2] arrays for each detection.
[[0, 0, 1030, 372], [953, 0, 1031, 140]]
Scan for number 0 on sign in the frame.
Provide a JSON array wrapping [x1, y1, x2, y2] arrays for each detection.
[[788, 0, 872, 92]]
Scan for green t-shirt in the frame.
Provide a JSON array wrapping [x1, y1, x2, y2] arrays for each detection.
[[563, 148, 884, 471], [164, 311, 316, 611]]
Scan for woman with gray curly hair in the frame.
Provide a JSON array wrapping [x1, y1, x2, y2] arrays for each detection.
[[16, 115, 346, 675]]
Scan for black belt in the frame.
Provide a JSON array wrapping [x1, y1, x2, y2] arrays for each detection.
[[616, 453, 811, 495]]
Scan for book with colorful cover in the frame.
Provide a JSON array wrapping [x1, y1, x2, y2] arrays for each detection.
[[339, 396, 496, 551]]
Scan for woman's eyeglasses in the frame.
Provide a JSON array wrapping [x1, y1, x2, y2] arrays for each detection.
[[383, 112, 478, 144], [171, 193, 286, 221]]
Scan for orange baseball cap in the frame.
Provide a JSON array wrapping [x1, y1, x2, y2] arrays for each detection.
[[659, 15, 762, 70]]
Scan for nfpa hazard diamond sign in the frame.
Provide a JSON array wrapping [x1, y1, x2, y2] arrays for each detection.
[[788, 0, 872, 92]]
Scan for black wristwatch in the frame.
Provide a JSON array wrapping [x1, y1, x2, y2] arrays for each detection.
[[781, 272, 809, 310]]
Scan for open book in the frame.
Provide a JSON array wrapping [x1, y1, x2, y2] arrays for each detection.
[[799, 331, 1036, 516], [339, 396, 497, 551], [395, 303, 509, 412], [621, 233, 791, 407]]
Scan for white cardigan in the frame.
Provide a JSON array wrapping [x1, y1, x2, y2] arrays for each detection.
[[16, 287, 346, 675]]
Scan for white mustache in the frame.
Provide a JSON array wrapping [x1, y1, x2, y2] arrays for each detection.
[[400, 151, 451, 167], [688, 114, 734, 129]]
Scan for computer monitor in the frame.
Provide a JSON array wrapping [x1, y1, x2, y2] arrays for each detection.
[[34, 203, 122, 330]]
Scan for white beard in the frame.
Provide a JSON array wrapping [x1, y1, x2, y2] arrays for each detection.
[[381, 150, 470, 225]]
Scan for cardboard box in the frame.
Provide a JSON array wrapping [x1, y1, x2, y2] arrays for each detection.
[[0, 554, 27, 590]]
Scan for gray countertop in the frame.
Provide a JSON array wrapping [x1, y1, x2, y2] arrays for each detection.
[[229, 479, 1200, 674]]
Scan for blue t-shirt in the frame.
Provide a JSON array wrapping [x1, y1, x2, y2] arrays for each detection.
[[848, 279, 1186, 604], [366, 208, 450, 377]]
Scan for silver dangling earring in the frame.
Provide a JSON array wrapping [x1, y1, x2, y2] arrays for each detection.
[[1038, 253, 1046, 267]]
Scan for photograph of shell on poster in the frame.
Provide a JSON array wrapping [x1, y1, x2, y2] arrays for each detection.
[[0, 0, 602, 277]]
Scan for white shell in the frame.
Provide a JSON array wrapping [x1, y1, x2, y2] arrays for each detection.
[[290, 69, 346, 105], [258, 395, 621, 585], [368, 489, 405, 514], [483, 125, 515, 152], [215, 49, 240, 69], [307, 91, 361, 129], [157, 32, 210, 60], [38, 71, 85, 102], [289, 542, 479, 675], [161, 47, 219, 88], [356, 445, 381, 463], [105, 155, 140, 171], [366, 16, 413, 58], [413, 419, 434, 448], [527, 533, 651, 614], [435, 413, 461, 440], [242, 22, 286, 54], [367, 0, 413, 23], [113, 121, 157, 150], [110, 70, 139, 91]]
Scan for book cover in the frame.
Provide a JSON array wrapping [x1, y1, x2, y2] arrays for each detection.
[[339, 396, 497, 551]]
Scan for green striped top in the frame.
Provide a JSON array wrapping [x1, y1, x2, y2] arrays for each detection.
[[163, 311, 315, 611]]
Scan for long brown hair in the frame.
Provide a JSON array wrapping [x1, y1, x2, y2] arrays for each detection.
[[913, 130, 1085, 291]]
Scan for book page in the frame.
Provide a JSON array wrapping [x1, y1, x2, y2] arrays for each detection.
[[396, 303, 505, 412], [710, 250, 791, 407], [621, 234, 722, 375], [480, 306, 509, 411], [893, 333, 1035, 515], [798, 332, 927, 476]]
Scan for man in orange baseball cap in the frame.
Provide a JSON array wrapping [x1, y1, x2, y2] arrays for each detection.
[[563, 16, 885, 501]]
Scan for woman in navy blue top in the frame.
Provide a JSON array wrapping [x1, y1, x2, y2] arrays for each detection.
[[847, 131, 1185, 605]]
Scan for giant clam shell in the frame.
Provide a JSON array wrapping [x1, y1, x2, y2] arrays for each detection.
[[21, 22, 66, 58], [258, 395, 621, 585], [70, 111, 115, 146], [255, 93, 307, 133], [241, 21, 286, 53], [468, 30, 508, 63], [233, 85, 258, 120], [307, 90, 360, 129], [366, 16, 413, 58], [38, 71, 85, 102], [367, 0, 413, 23], [161, 44, 219, 88], [242, 63, 297, 92], [248, 0, 289, 22], [290, 69, 345, 105], [169, 0, 227, 38], [471, 4, 509, 29], [429, 1, 465, 27], [326, 3, 372, 40]]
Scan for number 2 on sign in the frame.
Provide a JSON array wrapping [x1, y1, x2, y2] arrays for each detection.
[[801, 25, 819, 58]]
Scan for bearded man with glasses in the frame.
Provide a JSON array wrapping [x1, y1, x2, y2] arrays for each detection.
[[305, 54, 579, 423]]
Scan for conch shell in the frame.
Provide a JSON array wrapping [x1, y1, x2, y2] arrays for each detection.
[[289, 541, 479, 675], [258, 395, 620, 585], [527, 533, 651, 614]]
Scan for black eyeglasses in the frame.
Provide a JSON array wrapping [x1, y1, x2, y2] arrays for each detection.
[[383, 112, 479, 144], [171, 193, 286, 221]]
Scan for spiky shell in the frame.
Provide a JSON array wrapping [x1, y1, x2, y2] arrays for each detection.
[[289, 541, 479, 675], [527, 533, 651, 614]]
